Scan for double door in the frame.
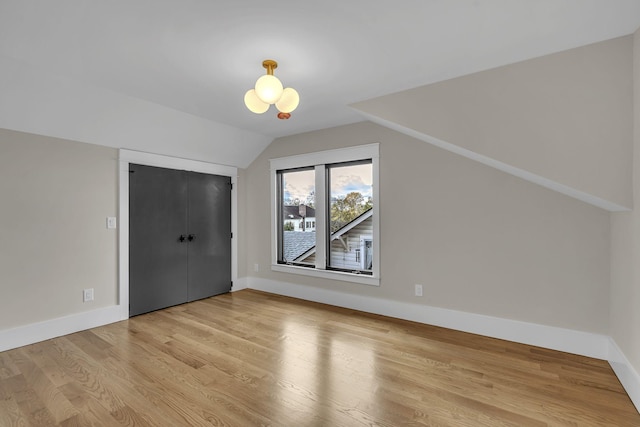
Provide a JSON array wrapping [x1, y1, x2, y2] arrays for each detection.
[[129, 163, 231, 316]]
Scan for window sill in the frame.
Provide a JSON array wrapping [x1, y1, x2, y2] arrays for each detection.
[[271, 264, 380, 286]]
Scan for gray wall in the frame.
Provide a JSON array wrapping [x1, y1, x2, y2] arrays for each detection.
[[0, 129, 118, 329], [242, 121, 611, 333]]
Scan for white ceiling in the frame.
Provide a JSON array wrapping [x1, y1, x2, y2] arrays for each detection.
[[0, 0, 639, 141]]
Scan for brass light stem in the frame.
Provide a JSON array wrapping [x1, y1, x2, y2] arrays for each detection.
[[262, 59, 278, 76]]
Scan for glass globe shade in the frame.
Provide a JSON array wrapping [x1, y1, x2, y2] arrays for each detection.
[[255, 75, 283, 104], [244, 89, 269, 114], [275, 87, 300, 113]]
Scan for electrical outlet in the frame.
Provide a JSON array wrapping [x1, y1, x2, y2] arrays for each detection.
[[83, 288, 94, 302], [106, 217, 117, 229], [414, 284, 423, 297], [254, 263, 260, 272]]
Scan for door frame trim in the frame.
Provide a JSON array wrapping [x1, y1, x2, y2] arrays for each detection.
[[118, 149, 238, 319]]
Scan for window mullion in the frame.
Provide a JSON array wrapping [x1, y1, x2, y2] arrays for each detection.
[[314, 164, 326, 270], [372, 156, 380, 278], [270, 168, 279, 266]]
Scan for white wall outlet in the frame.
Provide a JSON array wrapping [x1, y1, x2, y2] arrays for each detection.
[[414, 284, 423, 297], [106, 217, 117, 229], [254, 263, 260, 272], [83, 288, 94, 302]]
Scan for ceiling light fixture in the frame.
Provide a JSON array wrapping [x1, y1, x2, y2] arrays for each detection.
[[244, 59, 299, 120]]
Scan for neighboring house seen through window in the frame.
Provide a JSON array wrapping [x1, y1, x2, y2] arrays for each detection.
[[270, 144, 379, 286]]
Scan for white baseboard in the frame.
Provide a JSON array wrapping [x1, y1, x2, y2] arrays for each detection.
[[247, 277, 610, 359], [609, 338, 640, 413], [0, 305, 123, 352], [231, 277, 249, 292]]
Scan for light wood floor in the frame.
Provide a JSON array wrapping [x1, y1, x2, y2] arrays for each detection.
[[0, 290, 638, 426]]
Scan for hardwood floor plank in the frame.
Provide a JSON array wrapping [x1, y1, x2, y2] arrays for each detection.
[[23, 342, 76, 389], [8, 349, 79, 424], [103, 332, 268, 426], [0, 289, 638, 426], [1, 373, 58, 426], [0, 352, 21, 380], [0, 377, 29, 427]]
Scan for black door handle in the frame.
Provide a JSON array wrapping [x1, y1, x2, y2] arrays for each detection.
[[178, 234, 186, 242], [188, 234, 196, 242]]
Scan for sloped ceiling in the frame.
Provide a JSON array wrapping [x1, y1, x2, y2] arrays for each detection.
[[352, 36, 635, 211], [0, 1, 639, 173]]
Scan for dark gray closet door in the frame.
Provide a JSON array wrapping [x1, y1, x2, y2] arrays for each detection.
[[187, 172, 232, 301], [129, 164, 189, 316]]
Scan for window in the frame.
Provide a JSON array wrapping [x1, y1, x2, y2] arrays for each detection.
[[270, 144, 379, 286], [327, 160, 373, 273], [278, 168, 315, 266]]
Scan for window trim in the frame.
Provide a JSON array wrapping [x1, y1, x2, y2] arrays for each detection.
[[270, 143, 380, 286]]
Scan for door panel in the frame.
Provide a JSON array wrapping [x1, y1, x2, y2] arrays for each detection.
[[187, 172, 232, 301], [129, 164, 188, 316]]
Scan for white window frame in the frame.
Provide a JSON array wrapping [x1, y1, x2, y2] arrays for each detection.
[[270, 143, 380, 286]]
